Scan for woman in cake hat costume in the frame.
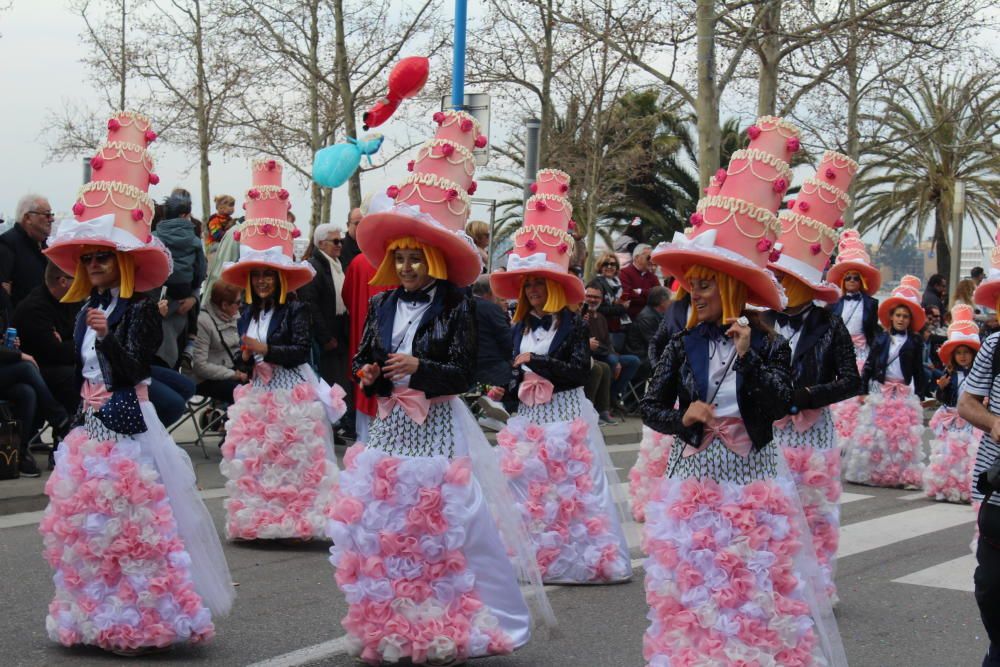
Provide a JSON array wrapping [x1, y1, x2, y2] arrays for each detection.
[[642, 117, 846, 665], [488, 168, 632, 585], [218, 158, 346, 541], [923, 304, 982, 503], [328, 109, 552, 665], [39, 112, 234, 655], [827, 229, 881, 445], [764, 151, 862, 600], [843, 275, 928, 488]]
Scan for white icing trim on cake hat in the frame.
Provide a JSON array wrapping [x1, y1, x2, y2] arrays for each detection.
[[821, 150, 859, 174], [756, 115, 801, 138], [526, 193, 572, 216], [536, 168, 571, 184], [415, 139, 475, 176], [727, 148, 793, 183], [696, 195, 781, 237], [96, 141, 154, 172], [778, 210, 840, 244], [397, 172, 471, 212], [77, 180, 154, 211], [800, 178, 850, 211], [515, 225, 575, 250]]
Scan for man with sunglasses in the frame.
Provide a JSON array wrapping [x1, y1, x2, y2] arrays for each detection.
[[0, 193, 53, 307]]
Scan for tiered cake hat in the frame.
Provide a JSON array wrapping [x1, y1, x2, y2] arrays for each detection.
[[769, 150, 858, 303], [490, 168, 584, 304], [45, 111, 171, 291], [357, 109, 487, 288], [877, 274, 926, 330], [827, 229, 881, 295], [938, 304, 981, 364], [973, 226, 1000, 310], [220, 158, 315, 292], [651, 116, 802, 310]]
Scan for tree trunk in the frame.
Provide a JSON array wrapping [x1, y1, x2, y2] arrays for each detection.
[[934, 198, 952, 280], [695, 0, 720, 189], [308, 0, 323, 230], [193, 0, 211, 222], [333, 0, 361, 209], [538, 0, 555, 163], [119, 0, 127, 110], [843, 0, 860, 226], [755, 0, 781, 117]]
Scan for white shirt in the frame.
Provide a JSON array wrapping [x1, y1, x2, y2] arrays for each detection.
[[706, 335, 739, 418], [390, 284, 437, 386], [81, 288, 120, 386], [885, 333, 907, 382], [319, 249, 347, 315], [842, 297, 865, 336], [247, 308, 274, 365], [519, 314, 558, 375]]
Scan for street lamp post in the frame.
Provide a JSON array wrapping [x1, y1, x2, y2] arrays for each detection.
[[950, 180, 966, 295]]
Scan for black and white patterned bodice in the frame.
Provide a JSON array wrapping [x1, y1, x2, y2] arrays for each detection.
[[667, 437, 779, 484], [367, 401, 457, 458], [772, 407, 835, 451], [515, 387, 585, 425], [253, 365, 306, 391]]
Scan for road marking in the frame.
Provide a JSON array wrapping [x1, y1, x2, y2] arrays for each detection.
[[245, 635, 352, 667], [840, 492, 873, 504], [606, 443, 641, 453], [893, 554, 976, 592], [900, 492, 929, 501], [840, 503, 975, 559]]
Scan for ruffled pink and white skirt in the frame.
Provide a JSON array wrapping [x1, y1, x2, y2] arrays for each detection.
[[497, 387, 632, 584], [830, 339, 867, 442], [40, 403, 234, 652], [923, 406, 979, 503], [843, 382, 925, 489], [327, 397, 539, 664], [775, 407, 841, 599], [220, 364, 342, 540], [629, 425, 674, 523], [642, 439, 845, 666]]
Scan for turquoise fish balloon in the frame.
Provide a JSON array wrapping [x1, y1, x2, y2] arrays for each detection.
[[312, 134, 385, 188]]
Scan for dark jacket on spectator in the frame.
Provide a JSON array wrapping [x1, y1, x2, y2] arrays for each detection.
[[921, 287, 946, 316], [299, 253, 349, 349], [592, 275, 629, 333], [153, 217, 207, 299], [649, 294, 691, 364], [0, 223, 47, 307], [340, 232, 361, 270], [12, 284, 79, 368], [585, 309, 612, 359], [619, 263, 661, 320], [474, 296, 513, 388], [626, 304, 663, 362]]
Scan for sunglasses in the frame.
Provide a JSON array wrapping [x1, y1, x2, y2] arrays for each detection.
[[601, 262, 618, 268], [79, 251, 115, 265], [843, 275, 861, 282]]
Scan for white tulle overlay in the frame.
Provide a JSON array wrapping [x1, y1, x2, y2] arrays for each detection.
[[40, 403, 234, 651], [923, 406, 979, 504], [629, 425, 675, 523], [220, 364, 340, 539], [830, 341, 867, 447], [326, 397, 552, 664], [497, 388, 632, 584], [642, 440, 847, 667], [843, 383, 925, 488]]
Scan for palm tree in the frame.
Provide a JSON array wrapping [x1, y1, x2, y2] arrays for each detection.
[[854, 69, 1000, 279]]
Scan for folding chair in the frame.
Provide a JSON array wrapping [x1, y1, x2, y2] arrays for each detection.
[[168, 396, 228, 459]]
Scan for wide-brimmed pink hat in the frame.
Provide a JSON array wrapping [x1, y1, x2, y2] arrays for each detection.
[[878, 274, 926, 331], [357, 110, 486, 288], [769, 150, 858, 304], [652, 116, 801, 311], [221, 158, 315, 293], [45, 111, 172, 291], [826, 229, 882, 295], [938, 304, 981, 364], [974, 227, 1000, 310], [490, 168, 584, 304]]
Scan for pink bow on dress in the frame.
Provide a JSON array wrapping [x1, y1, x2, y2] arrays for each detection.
[[80, 381, 149, 410], [377, 386, 446, 425], [683, 416, 753, 459], [518, 372, 554, 407], [851, 333, 867, 349], [254, 361, 275, 385], [881, 381, 910, 399], [773, 408, 824, 433]]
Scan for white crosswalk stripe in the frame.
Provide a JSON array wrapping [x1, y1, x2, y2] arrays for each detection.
[[893, 554, 976, 592]]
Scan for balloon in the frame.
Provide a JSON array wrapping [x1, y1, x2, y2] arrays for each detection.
[[362, 56, 430, 130], [312, 134, 384, 189]]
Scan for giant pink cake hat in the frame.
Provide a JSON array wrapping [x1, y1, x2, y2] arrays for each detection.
[[769, 150, 859, 303], [827, 229, 882, 295], [357, 109, 486, 288], [938, 304, 981, 364], [973, 226, 1000, 310], [45, 111, 172, 291], [490, 168, 584, 304], [878, 274, 926, 331], [651, 116, 801, 310], [220, 158, 315, 292]]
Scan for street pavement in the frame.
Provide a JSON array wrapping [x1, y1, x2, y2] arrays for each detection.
[[0, 422, 988, 667]]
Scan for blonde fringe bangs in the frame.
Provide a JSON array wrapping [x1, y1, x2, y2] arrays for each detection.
[[370, 237, 448, 287], [684, 265, 747, 329], [780, 273, 815, 309], [513, 278, 570, 323], [62, 249, 135, 303]]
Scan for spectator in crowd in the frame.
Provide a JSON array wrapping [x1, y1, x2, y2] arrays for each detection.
[[921, 322, 947, 388], [584, 283, 640, 417], [569, 224, 587, 276], [471, 275, 512, 388], [952, 278, 988, 325], [972, 266, 986, 286], [340, 207, 363, 268], [11, 261, 80, 416], [299, 223, 350, 396], [922, 273, 948, 314], [153, 192, 207, 369], [0, 303, 70, 476], [466, 220, 490, 271], [620, 243, 659, 321], [192, 281, 247, 405], [585, 357, 615, 426], [0, 193, 52, 307], [925, 304, 947, 337], [625, 285, 671, 382], [592, 251, 631, 351], [205, 194, 237, 253]]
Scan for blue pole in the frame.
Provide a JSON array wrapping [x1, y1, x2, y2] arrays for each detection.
[[451, 0, 467, 109]]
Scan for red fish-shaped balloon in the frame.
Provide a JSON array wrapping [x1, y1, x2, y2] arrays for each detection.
[[362, 56, 430, 130]]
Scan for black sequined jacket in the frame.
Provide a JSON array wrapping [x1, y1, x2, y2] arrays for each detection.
[[648, 293, 691, 364], [503, 308, 590, 407], [936, 367, 972, 407], [73, 293, 161, 391], [641, 324, 793, 451], [237, 300, 312, 372], [353, 281, 475, 398], [763, 306, 860, 410]]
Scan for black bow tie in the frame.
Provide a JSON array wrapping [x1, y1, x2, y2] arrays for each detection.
[[528, 314, 553, 332], [891, 330, 907, 338], [399, 288, 432, 304], [774, 311, 806, 332], [89, 288, 113, 309], [694, 321, 726, 341], [844, 293, 862, 301]]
